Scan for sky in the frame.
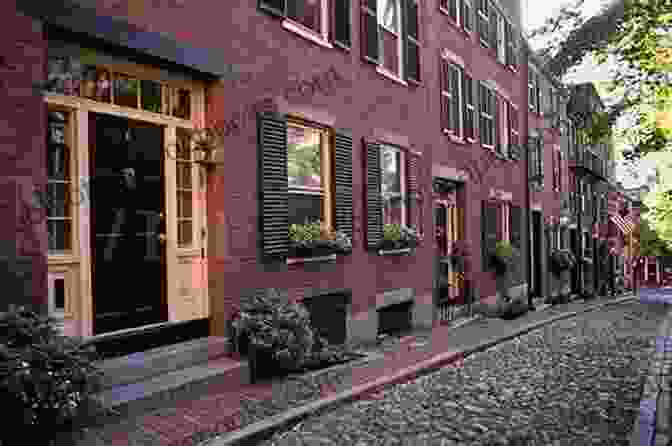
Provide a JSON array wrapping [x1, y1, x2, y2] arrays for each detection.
[[523, 0, 668, 189]]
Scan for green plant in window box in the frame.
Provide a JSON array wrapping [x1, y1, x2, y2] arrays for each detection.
[[378, 223, 422, 251], [491, 240, 518, 276], [288, 220, 352, 258]]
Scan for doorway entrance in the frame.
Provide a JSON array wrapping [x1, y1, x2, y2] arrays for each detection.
[[89, 113, 167, 334], [433, 178, 465, 322], [530, 211, 543, 299]]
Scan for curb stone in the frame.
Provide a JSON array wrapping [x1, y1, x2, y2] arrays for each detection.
[[202, 294, 636, 446]]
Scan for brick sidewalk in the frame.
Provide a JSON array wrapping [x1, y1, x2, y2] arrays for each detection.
[[63, 293, 636, 446]]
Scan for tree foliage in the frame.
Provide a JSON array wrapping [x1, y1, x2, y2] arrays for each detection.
[[528, 0, 672, 158], [643, 188, 672, 253]]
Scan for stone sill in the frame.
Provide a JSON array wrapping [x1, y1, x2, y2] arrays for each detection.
[[378, 248, 413, 256], [286, 254, 337, 265]]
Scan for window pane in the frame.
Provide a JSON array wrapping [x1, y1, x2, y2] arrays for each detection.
[[380, 0, 398, 31], [383, 195, 404, 226], [177, 162, 192, 189], [47, 136, 70, 180], [287, 0, 322, 33], [172, 88, 191, 119], [178, 220, 193, 247], [48, 220, 71, 252], [178, 191, 193, 218], [288, 193, 323, 225], [114, 74, 139, 108], [381, 147, 401, 194], [47, 183, 70, 218], [141, 80, 163, 113], [288, 125, 322, 191], [54, 278, 65, 311]]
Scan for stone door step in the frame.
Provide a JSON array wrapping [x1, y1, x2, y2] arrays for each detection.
[[92, 336, 250, 420], [97, 336, 231, 390], [94, 354, 250, 420]]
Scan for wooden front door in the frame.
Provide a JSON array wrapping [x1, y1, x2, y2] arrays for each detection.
[[434, 182, 465, 321], [90, 113, 167, 334]]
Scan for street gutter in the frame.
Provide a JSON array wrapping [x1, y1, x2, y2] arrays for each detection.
[[203, 294, 636, 446]]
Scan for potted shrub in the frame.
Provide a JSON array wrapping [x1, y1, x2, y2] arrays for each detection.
[[231, 294, 315, 382], [491, 240, 517, 276], [288, 220, 352, 259], [378, 223, 422, 252], [0, 307, 103, 445]]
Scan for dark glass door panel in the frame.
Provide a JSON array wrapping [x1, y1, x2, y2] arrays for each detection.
[[90, 113, 167, 334]]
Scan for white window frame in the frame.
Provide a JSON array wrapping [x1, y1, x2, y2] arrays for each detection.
[[497, 13, 506, 64], [528, 70, 536, 112], [281, 0, 332, 48], [380, 144, 407, 227], [377, 0, 405, 81]]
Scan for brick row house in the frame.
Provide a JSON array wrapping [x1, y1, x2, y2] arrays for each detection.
[[2, 0, 630, 354]]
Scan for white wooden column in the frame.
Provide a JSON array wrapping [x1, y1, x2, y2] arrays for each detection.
[[645, 258, 649, 285], [76, 109, 93, 337]]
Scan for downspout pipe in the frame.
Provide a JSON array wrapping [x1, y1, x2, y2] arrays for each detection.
[[524, 48, 534, 310]]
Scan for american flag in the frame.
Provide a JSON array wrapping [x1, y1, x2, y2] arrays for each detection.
[[609, 213, 635, 235]]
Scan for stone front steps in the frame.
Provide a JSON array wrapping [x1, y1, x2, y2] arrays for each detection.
[[92, 337, 251, 421]]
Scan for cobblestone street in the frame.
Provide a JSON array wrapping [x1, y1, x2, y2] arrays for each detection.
[[260, 301, 669, 446]]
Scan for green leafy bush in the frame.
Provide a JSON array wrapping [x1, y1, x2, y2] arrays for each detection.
[[288, 220, 352, 257], [0, 307, 103, 444], [379, 224, 422, 250]]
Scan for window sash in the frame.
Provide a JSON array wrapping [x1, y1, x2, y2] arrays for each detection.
[[380, 145, 407, 226], [463, 0, 473, 31]]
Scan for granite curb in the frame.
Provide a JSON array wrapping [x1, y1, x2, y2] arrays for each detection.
[[203, 294, 636, 446], [630, 292, 672, 446]]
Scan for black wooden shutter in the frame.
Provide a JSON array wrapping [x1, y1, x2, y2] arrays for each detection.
[[450, 65, 460, 134], [440, 58, 449, 132], [448, 0, 457, 20], [365, 139, 383, 249], [475, 81, 481, 141], [334, 129, 353, 240], [493, 93, 500, 153], [510, 205, 522, 248], [462, 0, 472, 31], [462, 71, 470, 139], [488, 3, 497, 50], [406, 151, 421, 230], [538, 138, 544, 177], [259, 0, 286, 17], [361, 0, 379, 63], [482, 201, 498, 270], [333, 0, 352, 48], [404, 0, 421, 83], [258, 112, 289, 259]]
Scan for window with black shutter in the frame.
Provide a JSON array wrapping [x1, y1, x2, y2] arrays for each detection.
[[363, 0, 420, 83], [365, 139, 422, 251], [449, 63, 463, 136], [259, 0, 351, 48], [493, 93, 500, 153], [404, 0, 421, 83], [258, 113, 353, 259], [482, 200, 498, 270], [507, 101, 519, 155]]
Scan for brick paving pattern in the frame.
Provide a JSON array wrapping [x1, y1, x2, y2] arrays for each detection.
[[58, 294, 637, 446], [258, 301, 668, 446]]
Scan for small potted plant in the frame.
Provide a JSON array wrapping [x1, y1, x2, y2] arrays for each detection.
[[378, 223, 422, 254], [288, 220, 352, 259], [491, 240, 517, 276]]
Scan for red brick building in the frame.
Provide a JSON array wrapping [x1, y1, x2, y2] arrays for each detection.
[[6, 0, 620, 353]]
